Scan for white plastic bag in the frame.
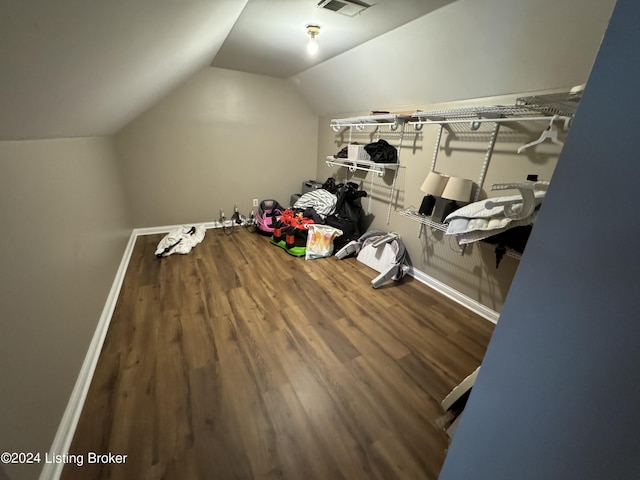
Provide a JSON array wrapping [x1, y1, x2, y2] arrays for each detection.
[[305, 224, 343, 260]]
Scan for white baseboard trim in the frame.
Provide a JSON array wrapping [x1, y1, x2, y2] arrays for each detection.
[[133, 221, 228, 237], [42, 221, 227, 479], [40, 230, 138, 480], [408, 267, 500, 325]]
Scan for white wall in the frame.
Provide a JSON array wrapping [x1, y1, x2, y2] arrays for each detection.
[[115, 67, 319, 228], [292, 0, 615, 116], [0, 137, 132, 480]]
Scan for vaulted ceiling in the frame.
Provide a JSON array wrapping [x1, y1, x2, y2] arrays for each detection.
[[1, 0, 247, 140], [210, 0, 454, 78], [0, 0, 445, 140]]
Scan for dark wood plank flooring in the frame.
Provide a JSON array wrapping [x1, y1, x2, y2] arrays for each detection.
[[61, 228, 494, 480]]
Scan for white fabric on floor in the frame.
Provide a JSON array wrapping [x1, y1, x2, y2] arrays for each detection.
[[155, 225, 206, 257]]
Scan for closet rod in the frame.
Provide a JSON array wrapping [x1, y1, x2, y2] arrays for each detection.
[[325, 159, 393, 177], [331, 121, 399, 132], [331, 114, 406, 124]]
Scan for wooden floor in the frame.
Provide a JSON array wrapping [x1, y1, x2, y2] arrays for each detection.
[[62, 228, 494, 480]]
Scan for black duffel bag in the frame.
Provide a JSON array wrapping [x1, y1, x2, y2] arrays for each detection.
[[324, 214, 358, 251], [324, 182, 368, 250]]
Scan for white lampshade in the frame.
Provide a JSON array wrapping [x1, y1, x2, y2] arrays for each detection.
[[441, 177, 473, 203], [420, 171, 449, 196]]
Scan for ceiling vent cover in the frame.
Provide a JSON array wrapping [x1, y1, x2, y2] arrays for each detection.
[[317, 0, 371, 17]]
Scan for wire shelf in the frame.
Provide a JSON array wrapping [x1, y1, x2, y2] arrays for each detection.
[[398, 209, 527, 259], [516, 90, 582, 117], [328, 114, 409, 225], [397, 209, 448, 232], [410, 95, 579, 128], [412, 105, 542, 122]]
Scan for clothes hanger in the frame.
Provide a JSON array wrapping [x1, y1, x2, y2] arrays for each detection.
[[517, 115, 563, 153]]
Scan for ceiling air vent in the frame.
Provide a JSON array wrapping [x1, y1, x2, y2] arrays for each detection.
[[317, 0, 371, 17]]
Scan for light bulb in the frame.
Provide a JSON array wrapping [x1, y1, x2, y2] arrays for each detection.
[[306, 36, 319, 55], [305, 24, 320, 56]]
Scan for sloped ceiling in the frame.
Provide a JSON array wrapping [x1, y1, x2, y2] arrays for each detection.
[[0, 0, 248, 140], [290, 0, 617, 116], [1, 0, 614, 141], [1, 0, 453, 140], [210, 0, 454, 78]]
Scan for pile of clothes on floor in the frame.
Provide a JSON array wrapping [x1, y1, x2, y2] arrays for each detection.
[[258, 178, 370, 257], [295, 177, 369, 251]]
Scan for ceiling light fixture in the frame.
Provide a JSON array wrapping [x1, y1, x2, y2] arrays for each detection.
[[306, 24, 320, 55]]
